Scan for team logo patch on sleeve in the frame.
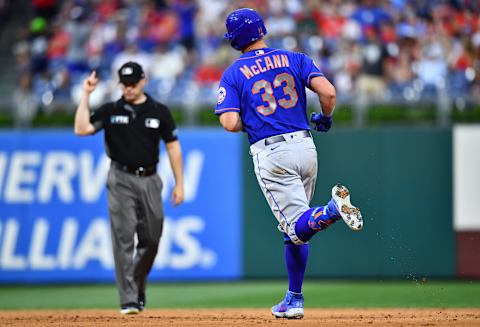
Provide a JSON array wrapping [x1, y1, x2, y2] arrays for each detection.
[[217, 87, 226, 104], [145, 118, 160, 128]]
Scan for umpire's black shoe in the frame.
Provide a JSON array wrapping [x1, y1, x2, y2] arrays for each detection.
[[138, 293, 146, 312], [120, 302, 140, 315]]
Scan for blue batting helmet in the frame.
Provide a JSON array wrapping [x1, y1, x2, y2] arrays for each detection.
[[224, 8, 267, 51]]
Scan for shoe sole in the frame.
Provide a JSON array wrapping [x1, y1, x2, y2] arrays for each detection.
[[120, 308, 139, 315], [272, 308, 304, 319], [332, 184, 363, 231]]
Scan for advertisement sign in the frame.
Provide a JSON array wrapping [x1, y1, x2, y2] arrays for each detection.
[[0, 129, 241, 283]]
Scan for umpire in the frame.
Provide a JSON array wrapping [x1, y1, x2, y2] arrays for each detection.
[[74, 61, 185, 314]]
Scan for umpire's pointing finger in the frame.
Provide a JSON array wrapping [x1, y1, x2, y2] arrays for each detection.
[[89, 70, 98, 82]]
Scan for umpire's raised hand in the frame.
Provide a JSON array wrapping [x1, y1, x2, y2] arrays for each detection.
[[74, 71, 98, 136], [83, 71, 99, 94]]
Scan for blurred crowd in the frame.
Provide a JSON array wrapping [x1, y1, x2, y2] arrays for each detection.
[[11, 0, 480, 126]]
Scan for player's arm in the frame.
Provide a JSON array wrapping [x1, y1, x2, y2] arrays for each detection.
[[309, 76, 336, 132], [74, 71, 98, 136], [165, 140, 185, 206], [310, 76, 336, 116], [219, 111, 243, 132], [215, 72, 242, 132]]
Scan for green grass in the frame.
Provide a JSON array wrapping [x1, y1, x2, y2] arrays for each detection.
[[0, 280, 479, 310]]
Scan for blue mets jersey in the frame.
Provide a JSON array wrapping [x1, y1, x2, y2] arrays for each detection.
[[215, 47, 324, 144]]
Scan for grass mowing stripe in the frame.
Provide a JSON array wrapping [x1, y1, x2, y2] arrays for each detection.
[[0, 280, 479, 310], [302, 281, 480, 308]]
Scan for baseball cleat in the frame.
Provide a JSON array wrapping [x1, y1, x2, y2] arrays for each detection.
[[271, 291, 304, 319], [120, 303, 140, 315], [331, 184, 363, 231]]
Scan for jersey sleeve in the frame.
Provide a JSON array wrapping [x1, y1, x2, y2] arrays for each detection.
[[89, 102, 110, 133], [214, 69, 241, 116], [299, 53, 324, 89], [159, 104, 179, 143]]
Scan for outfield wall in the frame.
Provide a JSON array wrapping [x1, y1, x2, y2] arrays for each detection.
[[243, 127, 455, 278], [0, 126, 477, 283]]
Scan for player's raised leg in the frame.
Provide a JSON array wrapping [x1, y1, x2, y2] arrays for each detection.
[[294, 183, 363, 242]]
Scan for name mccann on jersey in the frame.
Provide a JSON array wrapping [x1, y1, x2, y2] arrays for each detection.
[[239, 54, 290, 79]]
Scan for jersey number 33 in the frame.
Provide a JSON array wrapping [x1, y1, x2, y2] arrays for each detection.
[[252, 73, 298, 116]]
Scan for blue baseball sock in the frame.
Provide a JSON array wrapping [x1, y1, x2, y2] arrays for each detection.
[[284, 234, 308, 293], [295, 202, 339, 242]]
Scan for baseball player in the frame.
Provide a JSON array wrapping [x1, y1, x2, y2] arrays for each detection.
[[215, 8, 363, 319], [74, 61, 184, 314]]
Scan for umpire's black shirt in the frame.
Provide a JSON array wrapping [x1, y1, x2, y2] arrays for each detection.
[[90, 94, 178, 167]]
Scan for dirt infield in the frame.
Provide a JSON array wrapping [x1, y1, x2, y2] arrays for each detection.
[[1, 308, 480, 326]]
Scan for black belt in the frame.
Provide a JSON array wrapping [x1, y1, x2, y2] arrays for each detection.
[[264, 130, 311, 145], [111, 161, 157, 177]]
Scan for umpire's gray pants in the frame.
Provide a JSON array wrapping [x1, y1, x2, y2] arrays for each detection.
[[106, 167, 164, 306]]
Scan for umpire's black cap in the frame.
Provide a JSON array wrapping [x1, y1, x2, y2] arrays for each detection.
[[118, 61, 145, 85]]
